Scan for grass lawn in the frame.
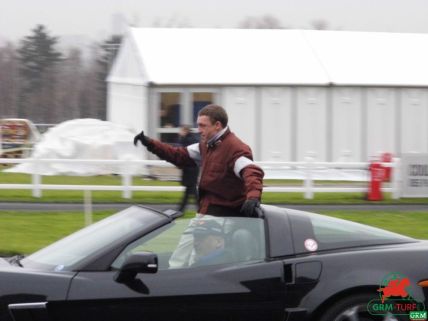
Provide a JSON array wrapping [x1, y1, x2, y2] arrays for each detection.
[[318, 211, 428, 240], [1, 209, 427, 256], [3, 189, 427, 205], [0, 211, 114, 255]]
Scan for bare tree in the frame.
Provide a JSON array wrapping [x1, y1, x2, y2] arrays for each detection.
[[80, 49, 102, 119], [55, 47, 85, 121], [94, 35, 122, 120], [311, 19, 330, 30], [238, 14, 284, 29], [152, 14, 192, 28], [2, 26, 125, 125]]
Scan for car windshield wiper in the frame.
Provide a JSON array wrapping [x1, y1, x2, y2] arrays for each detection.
[[8, 255, 25, 267]]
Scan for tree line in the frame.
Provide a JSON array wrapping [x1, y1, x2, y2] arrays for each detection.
[[0, 25, 121, 124]]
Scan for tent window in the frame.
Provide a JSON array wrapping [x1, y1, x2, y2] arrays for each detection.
[[192, 92, 214, 124], [160, 93, 181, 128], [156, 90, 217, 144], [159, 92, 181, 143]]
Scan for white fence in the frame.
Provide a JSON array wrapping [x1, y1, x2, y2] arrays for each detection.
[[0, 157, 401, 200]]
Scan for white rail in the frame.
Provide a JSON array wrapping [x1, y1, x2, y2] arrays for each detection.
[[0, 157, 400, 200]]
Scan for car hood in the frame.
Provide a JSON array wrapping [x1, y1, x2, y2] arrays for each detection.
[[0, 264, 76, 304]]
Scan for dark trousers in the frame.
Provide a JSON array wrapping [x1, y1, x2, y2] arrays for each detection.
[[178, 185, 198, 212]]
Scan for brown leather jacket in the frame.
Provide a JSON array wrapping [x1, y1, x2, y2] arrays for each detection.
[[146, 128, 264, 214]]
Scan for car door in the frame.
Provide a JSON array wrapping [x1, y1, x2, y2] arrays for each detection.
[[59, 216, 288, 321], [61, 260, 287, 321]]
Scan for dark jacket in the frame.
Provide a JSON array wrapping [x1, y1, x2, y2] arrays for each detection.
[[146, 128, 264, 215], [178, 133, 199, 187]]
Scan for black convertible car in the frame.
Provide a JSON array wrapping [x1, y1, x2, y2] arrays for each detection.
[[1, 205, 428, 321]]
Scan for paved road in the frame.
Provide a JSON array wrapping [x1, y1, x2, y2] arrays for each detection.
[[0, 202, 427, 212]]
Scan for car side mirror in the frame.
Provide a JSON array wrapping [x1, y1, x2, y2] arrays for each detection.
[[115, 252, 158, 283]]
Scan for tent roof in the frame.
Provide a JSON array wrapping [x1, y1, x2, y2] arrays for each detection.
[[110, 27, 428, 86], [304, 30, 428, 87]]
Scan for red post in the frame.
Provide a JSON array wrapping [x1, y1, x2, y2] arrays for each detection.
[[368, 162, 385, 201]]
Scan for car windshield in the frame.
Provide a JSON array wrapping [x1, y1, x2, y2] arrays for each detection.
[[111, 215, 266, 270], [290, 211, 415, 253], [21, 206, 165, 271]]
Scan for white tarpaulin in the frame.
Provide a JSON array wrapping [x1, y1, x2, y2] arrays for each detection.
[[5, 118, 143, 175]]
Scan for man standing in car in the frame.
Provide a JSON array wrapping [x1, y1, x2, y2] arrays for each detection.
[[134, 104, 264, 217]]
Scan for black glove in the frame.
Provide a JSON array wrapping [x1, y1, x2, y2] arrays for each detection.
[[240, 198, 261, 217], [133, 130, 150, 147]]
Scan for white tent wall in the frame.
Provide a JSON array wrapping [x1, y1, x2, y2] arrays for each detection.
[[107, 83, 148, 134], [331, 87, 363, 162], [221, 87, 258, 158], [107, 28, 428, 163], [400, 88, 428, 154], [296, 87, 328, 161], [107, 30, 150, 136], [260, 87, 293, 161], [366, 88, 397, 159], [107, 82, 428, 162]]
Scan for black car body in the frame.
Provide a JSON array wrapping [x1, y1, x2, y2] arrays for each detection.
[[1, 205, 427, 321]]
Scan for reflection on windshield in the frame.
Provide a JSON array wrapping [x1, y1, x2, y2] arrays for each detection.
[[294, 212, 415, 253], [312, 213, 413, 241], [111, 215, 266, 270], [21, 206, 163, 271]]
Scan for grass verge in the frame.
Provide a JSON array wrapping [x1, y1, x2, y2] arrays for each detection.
[[319, 211, 428, 240], [0, 190, 427, 205], [0, 209, 427, 256]]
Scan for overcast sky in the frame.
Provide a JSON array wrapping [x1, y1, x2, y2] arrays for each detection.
[[1, 0, 428, 43]]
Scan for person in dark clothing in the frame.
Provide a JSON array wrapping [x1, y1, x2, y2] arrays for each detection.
[[134, 104, 264, 217], [177, 125, 199, 213]]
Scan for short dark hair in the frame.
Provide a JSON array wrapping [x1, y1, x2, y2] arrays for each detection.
[[198, 104, 228, 127]]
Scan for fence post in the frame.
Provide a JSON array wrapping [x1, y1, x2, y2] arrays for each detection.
[[32, 156, 42, 198], [304, 156, 314, 199], [84, 190, 93, 226], [122, 174, 132, 199], [391, 157, 401, 199], [121, 157, 133, 199]]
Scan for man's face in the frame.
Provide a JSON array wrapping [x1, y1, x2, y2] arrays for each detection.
[[197, 115, 222, 143], [193, 234, 223, 258]]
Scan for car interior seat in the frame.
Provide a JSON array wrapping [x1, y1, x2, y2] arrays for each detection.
[[230, 228, 261, 262]]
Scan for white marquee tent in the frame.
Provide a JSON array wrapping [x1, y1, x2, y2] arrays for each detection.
[[107, 27, 428, 162]]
